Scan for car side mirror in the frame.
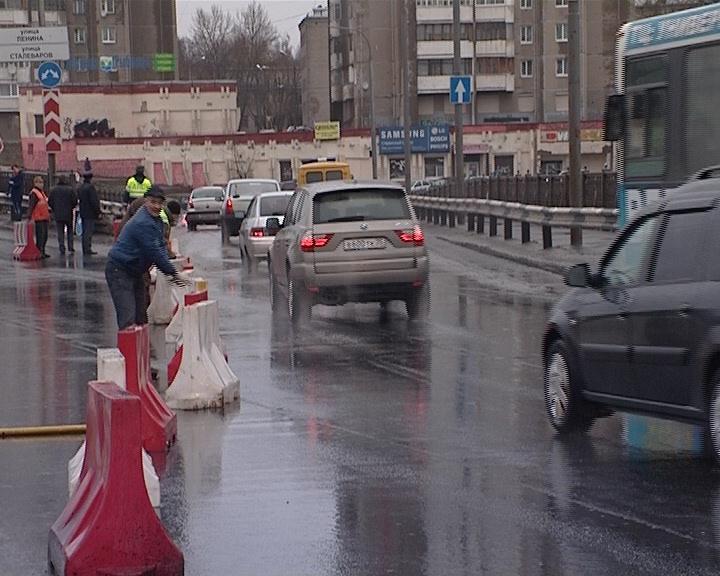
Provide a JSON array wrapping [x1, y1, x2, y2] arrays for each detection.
[[603, 94, 625, 142], [266, 217, 282, 236], [565, 263, 591, 288]]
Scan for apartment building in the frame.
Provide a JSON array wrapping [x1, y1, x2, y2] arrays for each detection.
[[299, 5, 331, 127], [327, 0, 638, 127]]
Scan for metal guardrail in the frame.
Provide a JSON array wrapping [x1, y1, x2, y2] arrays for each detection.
[[409, 194, 618, 249], [0, 193, 125, 231]]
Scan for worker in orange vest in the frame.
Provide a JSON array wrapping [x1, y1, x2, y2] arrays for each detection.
[[28, 175, 50, 258]]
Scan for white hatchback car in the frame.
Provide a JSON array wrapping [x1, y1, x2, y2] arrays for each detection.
[[238, 191, 293, 262]]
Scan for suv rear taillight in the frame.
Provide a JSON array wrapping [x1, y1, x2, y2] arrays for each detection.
[[395, 226, 424, 246], [250, 227, 264, 237], [225, 197, 234, 215], [300, 232, 334, 252]]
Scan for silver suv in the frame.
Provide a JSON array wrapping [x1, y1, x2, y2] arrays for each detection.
[[267, 181, 430, 324], [238, 191, 293, 262]]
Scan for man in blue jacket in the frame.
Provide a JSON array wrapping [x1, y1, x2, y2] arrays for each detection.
[[105, 185, 190, 330], [8, 164, 24, 221]]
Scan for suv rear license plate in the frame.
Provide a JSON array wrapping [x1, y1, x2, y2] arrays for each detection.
[[343, 238, 386, 251]]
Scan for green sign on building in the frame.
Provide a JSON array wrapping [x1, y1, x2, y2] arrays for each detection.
[[153, 53, 175, 73]]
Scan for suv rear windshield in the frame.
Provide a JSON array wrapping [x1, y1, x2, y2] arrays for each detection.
[[192, 188, 222, 199], [260, 195, 291, 216], [227, 181, 279, 197], [313, 188, 411, 224]]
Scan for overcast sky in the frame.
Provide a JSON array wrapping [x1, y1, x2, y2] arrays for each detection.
[[176, 0, 322, 47]]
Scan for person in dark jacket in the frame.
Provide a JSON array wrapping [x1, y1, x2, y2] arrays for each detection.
[[105, 185, 190, 330], [8, 164, 24, 221], [77, 172, 101, 255], [48, 175, 78, 254]]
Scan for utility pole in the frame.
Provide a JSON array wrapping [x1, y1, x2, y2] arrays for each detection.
[[403, 0, 412, 193], [453, 0, 464, 196], [568, 0, 582, 247]]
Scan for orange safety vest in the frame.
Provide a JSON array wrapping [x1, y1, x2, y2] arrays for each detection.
[[30, 188, 50, 221]]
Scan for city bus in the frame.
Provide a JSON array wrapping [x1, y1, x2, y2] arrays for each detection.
[[604, 2, 720, 226]]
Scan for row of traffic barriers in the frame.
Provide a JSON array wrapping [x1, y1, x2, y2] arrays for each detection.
[[48, 252, 240, 575]]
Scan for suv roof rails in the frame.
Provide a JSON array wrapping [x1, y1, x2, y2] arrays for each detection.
[[690, 165, 720, 181]]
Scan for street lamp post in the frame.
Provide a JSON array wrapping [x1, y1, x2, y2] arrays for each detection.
[[333, 25, 378, 179]]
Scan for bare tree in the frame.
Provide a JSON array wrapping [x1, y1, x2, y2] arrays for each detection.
[[185, 6, 236, 80]]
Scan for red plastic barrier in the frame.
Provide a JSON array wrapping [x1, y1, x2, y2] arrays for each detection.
[[12, 221, 41, 261], [118, 325, 177, 452], [48, 381, 184, 576], [167, 290, 209, 387]]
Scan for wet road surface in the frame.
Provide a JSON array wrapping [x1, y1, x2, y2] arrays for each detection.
[[0, 225, 719, 575]]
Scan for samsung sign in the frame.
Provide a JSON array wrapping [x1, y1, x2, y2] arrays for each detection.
[[378, 125, 450, 155]]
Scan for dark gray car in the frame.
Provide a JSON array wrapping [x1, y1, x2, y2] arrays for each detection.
[[543, 178, 720, 462]]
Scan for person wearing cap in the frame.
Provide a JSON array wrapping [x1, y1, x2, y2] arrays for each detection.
[[124, 164, 152, 205], [105, 185, 190, 330], [77, 171, 101, 255]]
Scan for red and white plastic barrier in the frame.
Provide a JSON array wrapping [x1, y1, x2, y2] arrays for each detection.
[[118, 325, 177, 452], [148, 272, 181, 325], [49, 381, 183, 576], [68, 348, 160, 508], [12, 221, 41, 261], [166, 279, 209, 385], [165, 299, 239, 410]]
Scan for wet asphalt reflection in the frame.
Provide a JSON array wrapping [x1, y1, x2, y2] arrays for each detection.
[[0, 225, 718, 575]]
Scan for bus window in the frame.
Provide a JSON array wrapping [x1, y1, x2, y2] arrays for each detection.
[[325, 170, 344, 181], [686, 44, 720, 175], [625, 56, 667, 179], [305, 171, 324, 183]]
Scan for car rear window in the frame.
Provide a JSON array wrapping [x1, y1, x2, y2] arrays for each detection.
[[192, 188, 221, 199], [313, 188, 411, 224], [228, 181, 279, 197], [305, 171, 323, 183], [260, 195, 291, 216], [325, 170, 344, 181]]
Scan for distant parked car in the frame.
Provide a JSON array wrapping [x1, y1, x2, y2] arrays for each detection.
[[185, 186, 224, 231], [238, 191, 293, 262], [221, 178, 281, 243]]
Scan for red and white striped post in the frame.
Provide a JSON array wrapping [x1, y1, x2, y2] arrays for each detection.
[[43, 89, 61, 186]]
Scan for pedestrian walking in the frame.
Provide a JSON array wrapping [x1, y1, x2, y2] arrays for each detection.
[[105, 186, 190, 330], [8, 164, 24, 221], [77, 172, 101, 255], [123, 165, 152, 205], [48, 175, 77, 255], [27, 175, 50, 258]]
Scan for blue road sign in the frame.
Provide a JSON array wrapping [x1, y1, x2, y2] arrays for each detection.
[[38, 61, 62, 89], [450, 75, 471, 105]]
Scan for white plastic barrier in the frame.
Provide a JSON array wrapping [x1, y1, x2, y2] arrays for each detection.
[[165, 300, 240, 410], [67, 348, 161, 508], [165, 278, 208, 355], [147, 271, 178, 325]]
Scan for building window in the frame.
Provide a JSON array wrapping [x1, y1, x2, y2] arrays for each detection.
[[73, 28, 86, 44], [0, 83, 18, 98], [520, 0, 532, 8], [101, 0, 115, 14], [101, 27, 116, 44], [521, 59, 533, 78], [425, 157, 445, 178], [74, 0, 85, 14], [34, 114, 44, 135], [556, 22, 568, 42], [556, 57, 568, 77], [520, 25, 533, 44], [556, 0, 568, 6]]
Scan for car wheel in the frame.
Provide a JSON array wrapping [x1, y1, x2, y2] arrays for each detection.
[[188, 222, 196, 232], [706, 369, 720, 464], [288, 277, 311, 326], [544, 340, 594, 433], [405, 283, 430, 320]]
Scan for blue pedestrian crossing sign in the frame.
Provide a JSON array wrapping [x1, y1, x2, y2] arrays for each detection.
[[450, 75, 471, 105], [38, 61, 62, 89]]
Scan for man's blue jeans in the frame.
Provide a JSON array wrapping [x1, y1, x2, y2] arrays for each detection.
[[105, 260, 147, 330]]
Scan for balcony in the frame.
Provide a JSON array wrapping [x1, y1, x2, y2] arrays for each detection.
[[416, 5, 475, 23], [476, 39, 513, 57], [417, 40, 474, 58], [417, 73, 515, 94], [475, 3, 514, 22]]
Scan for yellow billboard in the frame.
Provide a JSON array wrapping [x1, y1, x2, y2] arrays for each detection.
[[314, 121, 340, 141]]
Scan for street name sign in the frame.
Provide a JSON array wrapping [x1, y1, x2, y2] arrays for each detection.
[[450, 75, 471, 105], [0, 27, 69, 62]]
